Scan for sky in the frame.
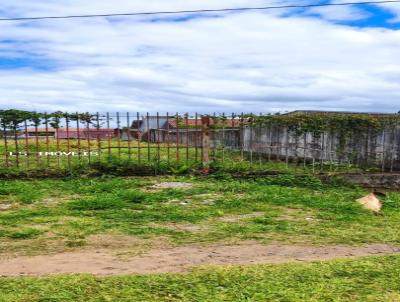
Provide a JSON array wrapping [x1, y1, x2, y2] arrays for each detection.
[[0, 0, 400, 114]]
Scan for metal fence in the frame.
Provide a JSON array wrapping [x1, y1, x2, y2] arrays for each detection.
[[1, 111, 399, 173]]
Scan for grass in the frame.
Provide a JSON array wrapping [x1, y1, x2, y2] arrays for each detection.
[[1, 175, 399, 301], [1, 255, 400, 301], [1, 175, 400, 256], [0, 138, 367, 178]]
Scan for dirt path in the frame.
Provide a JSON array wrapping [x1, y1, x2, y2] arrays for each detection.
[[0, 243, 399, 276]]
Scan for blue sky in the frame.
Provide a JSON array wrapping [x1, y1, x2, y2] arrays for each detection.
[[298, 2, 400, 28], [0, 0, 400, 113]]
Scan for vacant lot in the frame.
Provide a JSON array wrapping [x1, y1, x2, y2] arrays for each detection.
[[1, 175, 400, 301]]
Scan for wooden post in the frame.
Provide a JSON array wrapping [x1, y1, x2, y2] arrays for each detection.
[[202, 116, 210, 172]]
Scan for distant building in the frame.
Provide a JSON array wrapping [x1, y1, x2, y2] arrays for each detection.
[[164, 118, 242, 130], [23, 127, 119, 139], [124, 116, 243, 141], [56, 128, 119, 139], [23, 128, 57, 138], [124, 116, 169, 140]]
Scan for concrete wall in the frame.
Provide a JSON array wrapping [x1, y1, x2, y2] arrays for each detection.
[[242, 124, 400, 170]]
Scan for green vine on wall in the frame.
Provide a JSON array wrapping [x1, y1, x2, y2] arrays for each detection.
[[245, 112, 400, 156], [248, 112, 400, 136]]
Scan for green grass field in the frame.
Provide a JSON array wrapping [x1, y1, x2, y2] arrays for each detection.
[[1, 175, 400, 255], [1, 175, 399, 301], [1, 255, 400, 302]]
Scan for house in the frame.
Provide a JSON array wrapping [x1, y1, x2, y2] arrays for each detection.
[[123, 116, 169, 140], [123, 115, 244, 142], [164, 118, 242, 130], [22, 128, 57, 139], [0, 130, 24, 139], [56, 128, 119, 139], [131, 116, 169, 131], [24, 127, 119, 139]]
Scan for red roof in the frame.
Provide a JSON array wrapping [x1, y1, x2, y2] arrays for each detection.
[[56, 130, 116, 139], [24, 127, 118, 139], [26, 127, 116, 132], [25, 128, 56, 133], [166, 118, 243, 129]]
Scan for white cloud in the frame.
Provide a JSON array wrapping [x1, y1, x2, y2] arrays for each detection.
[[0, 1, 399, 113], [305, 5, 370, 21], [376, 2, 400, 23]]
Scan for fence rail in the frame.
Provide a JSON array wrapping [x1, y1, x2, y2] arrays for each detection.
[[1, 111, 400, 174]]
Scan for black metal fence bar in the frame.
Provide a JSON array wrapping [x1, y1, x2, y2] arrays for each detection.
[[166, 112, 170, 163], [106, 112, 111, 160], [195, 113, 199, 162], [137, 112, 141, 164], [156, 112, 160, 163], [34, 119, 39, 166], [44, 113, 49, 166], [146, 112, 150, 163], [76, 112, 81, 161], [127, 112, 131, 162], [185, 113, 189, 163], [116, 112, 121, 160], [3, 124, 8, 167], [66, 115, 71, 169], [24, 119, 29, 169], [96, 112, 102, 162], [86, 115, 91, 165], [176, 112, 180, 163]]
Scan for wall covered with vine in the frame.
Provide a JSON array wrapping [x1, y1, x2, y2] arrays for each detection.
[[243, 112, 400, 170]]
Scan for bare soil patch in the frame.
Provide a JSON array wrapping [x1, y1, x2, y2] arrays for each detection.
[[0, 204, 12, 211], [150, 182, 193, 190], [0, 242, 398, 277], [148, 222, 210, 232], [141, 182, 194, 193], [277, 207, 317, 222], [219, 212, 265, 223], [40, 194, 80, 207], [86, 234, 146, 250]]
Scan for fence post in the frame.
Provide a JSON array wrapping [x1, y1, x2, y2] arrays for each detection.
[[202, 116, 210, 172]]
